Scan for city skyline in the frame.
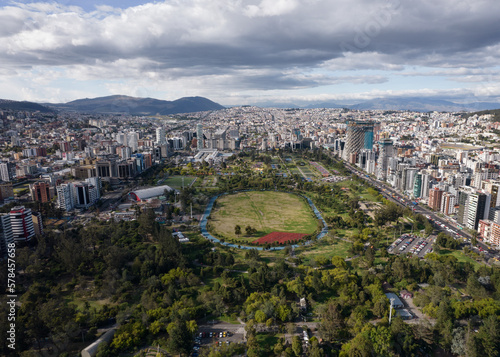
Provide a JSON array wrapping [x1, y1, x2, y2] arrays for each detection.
[[1, 0, 500, 107]]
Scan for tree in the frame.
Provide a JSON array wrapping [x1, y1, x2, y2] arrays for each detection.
[[255, 310, 267, 323], [308, 339, 324, 357], [368, 326, 392, 356], [478, 315, 500, 357], [246, 333, 261, 357], [451, 327, 467, 356], [235, 225, 241, 235], [319, 302, 344, 343], [166, 319, 193, 356], [273, 338, 284, 356], [340, 332, 373, 357], [373, 297, 388, 318], [471, 231, 478, 246], [292, 335, 303, 357]]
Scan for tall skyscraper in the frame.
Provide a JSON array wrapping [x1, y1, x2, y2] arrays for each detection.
[[376, 139, 393, 181], [196, 124, 204, 150], [343, 121, 375, 161]]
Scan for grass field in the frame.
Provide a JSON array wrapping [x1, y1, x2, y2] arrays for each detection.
[[209, 191, 318, 241], [297, 237, 352, 264], [161, 175, 196, 189], [436, 248, 482, 270]]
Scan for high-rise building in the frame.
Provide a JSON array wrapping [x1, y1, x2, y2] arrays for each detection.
[[413, 173, 422, 198], [441, 192, 457, 216], [32, 211, 44, 236], [481, 180, 500, 220], [116, 132, 127, 145], [0, 214, 13, 257], [85, 177, 101, 200], [120, 146, 132, 160], [73, 182, 92, 208], [343, 121, 375, 160], [421, 174, 431, 199], [428, 187, 444, 211], [457, 188, 470, 226], [9, 206, 35, 243], [376, 139, 393, 181], [128, 132, 139, 152], [56, 183, 74, 211], [156, 127, 166, 145], [96, 159, 117, 178], [30, 181, 52, 203], [466, 191, 490, 231], [0, 162, 14, 182], [196, 124, 204, 150]]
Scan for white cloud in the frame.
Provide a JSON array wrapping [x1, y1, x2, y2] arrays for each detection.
[[0, 0, 499, 104], [245, 0, 299, 17]]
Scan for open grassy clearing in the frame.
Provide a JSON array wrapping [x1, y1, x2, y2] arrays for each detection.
[[209, 191, 318, 241], [296, 237, 352, 265], [436, 248, 482, 270], [161, 175, 196, 188]]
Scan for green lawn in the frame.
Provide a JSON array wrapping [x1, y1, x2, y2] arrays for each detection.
[[297, 237, 352, 265], [209, 191, 318, 241], [256, 333, 279, 348], [161, 175, 196, 189], [218, 314, 241, 324], [436, 248, 482, 270]]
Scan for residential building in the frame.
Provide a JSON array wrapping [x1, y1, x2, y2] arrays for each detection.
[[30, 181, 52, 203], [0, 214, 13, 257], [9, 206, 35, 243], [428, 187, 443, 211]]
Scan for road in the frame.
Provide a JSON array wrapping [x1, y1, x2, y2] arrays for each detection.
[[339, 159, 498, 259]]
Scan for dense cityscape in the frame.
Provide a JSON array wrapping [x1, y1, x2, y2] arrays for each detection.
[[2, 0, 500, 356], [0, 103, 500, 356]]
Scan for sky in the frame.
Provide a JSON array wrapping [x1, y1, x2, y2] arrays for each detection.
[[1, 0, 500, 106]]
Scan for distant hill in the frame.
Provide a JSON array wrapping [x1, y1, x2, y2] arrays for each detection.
[[465, 109, 500, 122], [249, 97, 500, 112], [46, 95, 225, 115], [0, 99, 54, 113]]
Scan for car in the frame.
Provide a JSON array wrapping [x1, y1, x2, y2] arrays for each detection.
[[219, 332, 223, 338]]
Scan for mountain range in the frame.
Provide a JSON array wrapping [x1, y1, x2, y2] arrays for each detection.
[[1, 95, 500, 114], [252, 97, 500, 112], [0, 99, 55, 113], [44, 95, 225, 115]]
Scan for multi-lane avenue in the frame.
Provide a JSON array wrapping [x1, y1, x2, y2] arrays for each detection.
[[341, 160, 498, 261]]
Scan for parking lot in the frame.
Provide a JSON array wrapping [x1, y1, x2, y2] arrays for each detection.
[[388, 234, 433, 258], [192, 322, 246, 356]]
